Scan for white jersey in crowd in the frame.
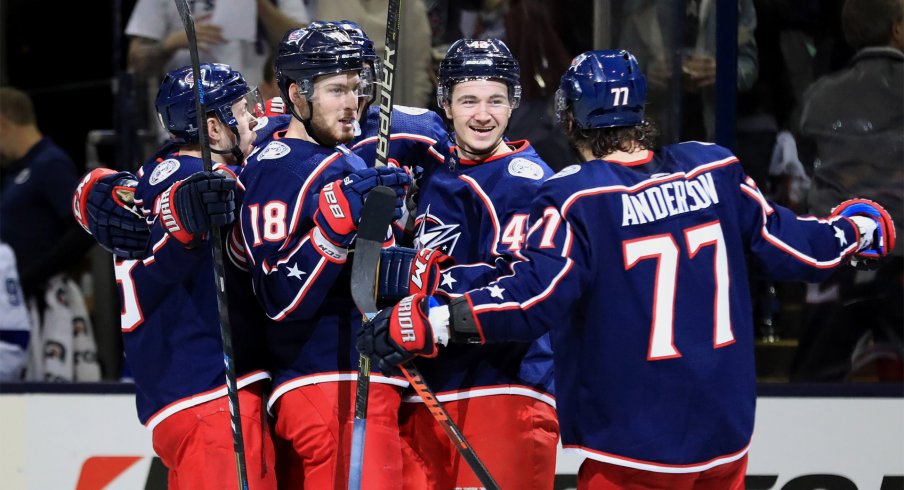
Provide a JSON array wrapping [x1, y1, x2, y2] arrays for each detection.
[[0, 242, 30, 381]]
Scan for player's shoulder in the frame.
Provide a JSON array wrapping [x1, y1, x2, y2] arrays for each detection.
[[663, 141, 739, 170], [487, 140, 553, 183], [391, 105, 443, 124], [390, 105, 447, 141], [139, 153, 201, 188], [135, 152, 202, 207], [252, 115, 292, 147]]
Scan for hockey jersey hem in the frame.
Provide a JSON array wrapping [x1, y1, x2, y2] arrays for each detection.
[[402, 384, 556, 408], [144, 370, 271, 430], [268, 371, 409, 412], [562, 441, 750, 474]]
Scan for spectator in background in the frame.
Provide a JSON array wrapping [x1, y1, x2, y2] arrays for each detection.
[[0, 87, 100, 382], [260, 52, 287, 116], [0, 242, 30, 382], [791, 0, 904, 381], [125, 0, 309, 145], [315, 0, 435, 108], [618, 0, 759, 143], [504, 0, 575, 170], [0, 88, 92, 301]]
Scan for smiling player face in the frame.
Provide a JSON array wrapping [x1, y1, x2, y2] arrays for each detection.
[[444, 79, 513, 161]]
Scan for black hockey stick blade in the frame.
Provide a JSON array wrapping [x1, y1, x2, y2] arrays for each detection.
[[350, 186, 396, 316]]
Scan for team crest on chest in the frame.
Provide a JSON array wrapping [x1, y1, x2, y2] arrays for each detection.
[[149, 159, 180, 185], [414, 205, 461, 254], [507, 158, 545, 180]]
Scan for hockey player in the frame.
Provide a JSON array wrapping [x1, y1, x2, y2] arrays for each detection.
[[358, 50, 897, 489], [233, 25, 411, 489], [373, 39, 558, 489], [74, 63, 277, 490]]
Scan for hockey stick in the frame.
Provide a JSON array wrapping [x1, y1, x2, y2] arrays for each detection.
[[348, 187, 396, 490], [348, 1, 403, 489], [345, 1, 497, 487], [173, 1, 249, 489]]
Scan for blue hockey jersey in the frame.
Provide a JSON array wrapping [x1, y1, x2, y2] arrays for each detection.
[[237, 132, 406, 405], [349, 105, 447, 171], [126, 152, 269, 428], [410, 140, 556, 405], [459, 143, 861, 471]]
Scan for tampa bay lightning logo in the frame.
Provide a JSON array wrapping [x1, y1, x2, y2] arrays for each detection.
[[414, 204, 461, 254]]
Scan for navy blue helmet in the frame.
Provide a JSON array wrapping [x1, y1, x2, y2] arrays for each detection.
[[155, 63, 251, 145], [555, 50, 647, 129], [275, 25, 365, 103], [308, 19, 382, 85], [437, 38, 522, 109]]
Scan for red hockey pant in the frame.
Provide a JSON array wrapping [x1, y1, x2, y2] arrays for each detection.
[[152, 383, 276, 490], [272, 381, 403, 490], [400, 394, 559, 489]]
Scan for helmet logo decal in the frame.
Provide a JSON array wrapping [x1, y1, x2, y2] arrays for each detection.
[[287, 29, 305, 43]]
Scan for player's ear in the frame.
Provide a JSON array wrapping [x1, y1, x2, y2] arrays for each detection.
[[290, 82, 305, 106], [206, 116, 222, 143]]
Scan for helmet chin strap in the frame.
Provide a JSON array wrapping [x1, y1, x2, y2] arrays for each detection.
[[289, 96, 339, 148]]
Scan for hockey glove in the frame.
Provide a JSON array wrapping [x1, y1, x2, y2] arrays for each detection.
[[72, 168, 149, 260], [831, 198, 897, 269], [357, 294, 443, 372], [158, 171, 237, 247], [378, 247, 454, 306], [313, 166, 411, 247]]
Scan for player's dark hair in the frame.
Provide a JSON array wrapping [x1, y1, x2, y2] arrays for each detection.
[[0, 87, 37, 125], [842, 0, 904, 49], [563, 116, 658, 159]]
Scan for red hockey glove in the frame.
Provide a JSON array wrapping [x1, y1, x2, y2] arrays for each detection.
[[356, 294, 441, 372], [313, 166, 411, 247], [831, 198, 896, 269]]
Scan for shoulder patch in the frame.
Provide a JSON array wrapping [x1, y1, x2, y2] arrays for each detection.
[[149, 158, 181, 185], [548, 164, 582, 181], [253, 116, 269, 131], [507, 158, 545, 180], [258, 141, 291, 161], [395, 105, 430, 116], [14, 168, 31, 185]]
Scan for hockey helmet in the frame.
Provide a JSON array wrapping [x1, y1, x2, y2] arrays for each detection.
[[155, 63, 253, 145], [308, 19, 382, 86], [555, 50, 647, 129], [275, 25, 365, 103], [437, 38, 521, 109]]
